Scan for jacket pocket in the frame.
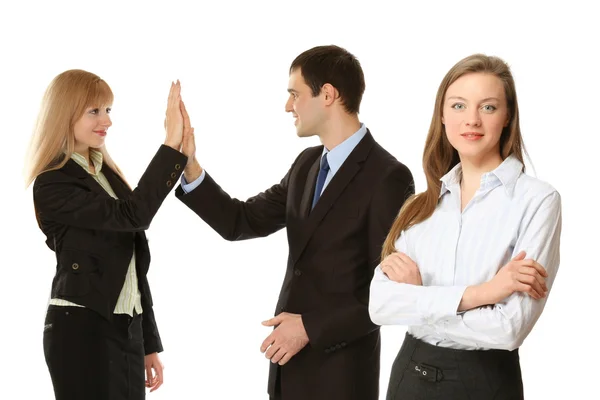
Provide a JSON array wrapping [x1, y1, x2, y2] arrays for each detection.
[[54, 248, 101, 297]]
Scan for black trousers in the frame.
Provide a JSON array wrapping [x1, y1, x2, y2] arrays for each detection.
[[387, 333, 523, 400], [43, 306, 145, 400], [269, 367, 281, 400]]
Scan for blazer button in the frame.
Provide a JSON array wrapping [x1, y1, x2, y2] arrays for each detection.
[[175, 164, 181, 170], [171, 172, 177, 178], [166, 181, 172, 187], [72, 263, 79, 270], [294, 269, 302, 276]]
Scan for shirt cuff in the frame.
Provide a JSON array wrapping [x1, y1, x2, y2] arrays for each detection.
[[418, 285, 468, 324], [180, 169, 206, 193]]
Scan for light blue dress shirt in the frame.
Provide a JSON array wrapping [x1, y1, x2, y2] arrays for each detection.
[[181, 123, 368, 194]]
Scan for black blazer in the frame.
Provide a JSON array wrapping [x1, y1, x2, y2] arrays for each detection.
[[176, 131, 414, 400], [33, 145, 187, 355]]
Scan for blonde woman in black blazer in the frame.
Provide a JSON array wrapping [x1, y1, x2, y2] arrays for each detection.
[[26, 70, 191, 400]]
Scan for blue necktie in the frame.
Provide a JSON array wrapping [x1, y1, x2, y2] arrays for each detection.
[[311, 153, 330, 209]]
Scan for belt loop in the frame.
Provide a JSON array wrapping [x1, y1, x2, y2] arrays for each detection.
[[436, 368, 444, 382]]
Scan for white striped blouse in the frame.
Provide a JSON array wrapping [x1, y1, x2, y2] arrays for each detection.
[[369, 154, 561, 351]]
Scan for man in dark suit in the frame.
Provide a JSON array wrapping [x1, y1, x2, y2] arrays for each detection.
[[175, 45, 414, 400]]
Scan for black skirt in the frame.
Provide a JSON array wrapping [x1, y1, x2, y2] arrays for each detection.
[[43, 305, 145, 400], [387, 333, 523, 400]]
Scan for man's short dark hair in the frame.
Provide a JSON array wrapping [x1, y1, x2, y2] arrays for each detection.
[[290, 45, 365, 114]]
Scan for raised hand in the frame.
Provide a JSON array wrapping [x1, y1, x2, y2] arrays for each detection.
[[178, 98, 203, 182], [164, 80, 184, 150], [180, 100, 196, 166]]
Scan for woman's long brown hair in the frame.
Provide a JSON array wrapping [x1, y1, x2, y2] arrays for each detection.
[[25, 69, 128, 187], [381, 54, 527, 259]]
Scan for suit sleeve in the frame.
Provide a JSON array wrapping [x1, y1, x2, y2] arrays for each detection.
[[34, 145, 187, 232], [301, 164, 415, 350], [141, 299, 163, 355], [173, 151, 308, 240]]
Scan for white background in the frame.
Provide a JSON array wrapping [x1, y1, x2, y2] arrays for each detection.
[[1, 0, 598, 399]]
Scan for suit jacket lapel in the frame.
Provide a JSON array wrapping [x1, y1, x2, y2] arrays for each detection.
[[102, 165, 132, 199], [299, 154, 321, 219], [290, 131, 375, 264], [62, 159, 107, 196], [101, 166, 144, 252], [61, 157, 144, 257]]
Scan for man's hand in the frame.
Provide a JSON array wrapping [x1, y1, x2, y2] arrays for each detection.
[[178, 100, 203, 182], [260, 312, 309, 366], [180, 100, 196, 166]]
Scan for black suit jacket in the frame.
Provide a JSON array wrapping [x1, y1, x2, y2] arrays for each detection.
[[33, 145, 187, 355], [176, 131, 414, 400]]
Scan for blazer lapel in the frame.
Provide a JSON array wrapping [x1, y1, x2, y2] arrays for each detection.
[[102, 165, 132, 199], [290, 131, 376, 264], [299, 154, 321, 218], [62, 159, 107, 196]]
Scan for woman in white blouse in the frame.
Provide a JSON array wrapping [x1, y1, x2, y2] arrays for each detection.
[[369, 54, 561, 399]]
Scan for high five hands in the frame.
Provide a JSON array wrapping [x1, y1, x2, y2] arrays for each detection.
[[164, 81, 200, 181]]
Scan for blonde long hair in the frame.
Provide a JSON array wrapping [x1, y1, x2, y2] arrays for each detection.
[[381, 54, 527, 259], [25, 69, 128, 187]]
